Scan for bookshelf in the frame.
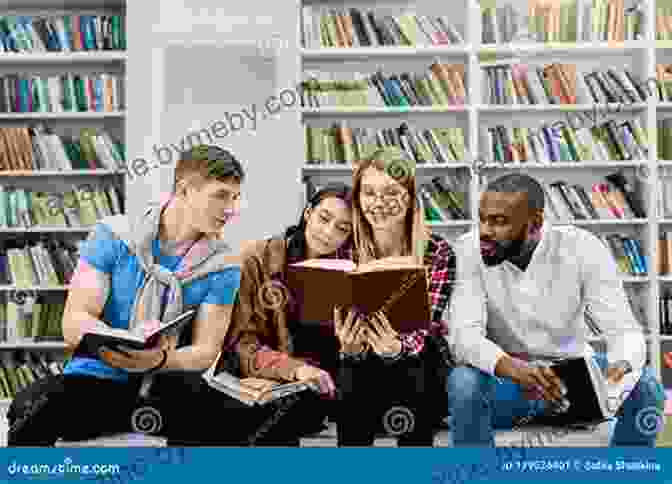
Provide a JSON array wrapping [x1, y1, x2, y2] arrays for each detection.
[[0, 0, 127, 409], [297, 0, 672, 389]]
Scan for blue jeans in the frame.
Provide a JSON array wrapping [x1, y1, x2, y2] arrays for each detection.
[[446, 353, 666, 446]]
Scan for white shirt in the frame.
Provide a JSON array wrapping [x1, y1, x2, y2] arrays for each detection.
[[447, 222, 646, 377]]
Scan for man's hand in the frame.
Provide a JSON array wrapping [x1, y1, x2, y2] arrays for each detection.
[[293, 364, 336, 398], [366, 311, 402, 357], [99, 333, 174, 373], [334, 306, 368, 354], [499, 356, 566, 402]]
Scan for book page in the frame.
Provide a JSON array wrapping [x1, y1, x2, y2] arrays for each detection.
[[291, 259, 356, 271], [355, 256, 424, 272]]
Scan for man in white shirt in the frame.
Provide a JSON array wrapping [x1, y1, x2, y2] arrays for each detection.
[[447, 173, 665, 446]]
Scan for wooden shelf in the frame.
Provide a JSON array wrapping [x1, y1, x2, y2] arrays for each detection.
[[0, 111, 125, 120]]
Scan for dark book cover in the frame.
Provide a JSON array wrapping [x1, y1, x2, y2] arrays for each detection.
[[532, 357, 612, 428], [73, 309, 196, 359]]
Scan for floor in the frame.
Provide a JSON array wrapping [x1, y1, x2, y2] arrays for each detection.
[[1, 402, 668, 447]]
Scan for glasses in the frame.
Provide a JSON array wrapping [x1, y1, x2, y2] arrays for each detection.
[[360, 186, 407, 203]]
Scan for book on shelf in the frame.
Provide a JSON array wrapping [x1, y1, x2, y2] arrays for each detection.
[[203, 368, 312, 406], [656, 4, 672, 40], [0, 351, 63, 399], [481, 1, 578, 44], [482, 63, 648, 105], [0, 239, 79, 286], [3, 297, 65, 342], [0, 72, 124, 114], [585, 0, 643, 42], [657, 65, 672, 102], [658, 231, 672, 276], [482, 117, 648, 164], [73, 309, 197, 360], [286, 257, 430, 333], [305, 122, 466, 165], [301, 7, 463, 48], [660, 289, 672, 336], [0, 125, 125, 171], [596, 233, 647, 275], [300, 64, 465, 108], [0, 15, 126, 53], [538, 172, 646, 224], [0, 182, 122, 229]]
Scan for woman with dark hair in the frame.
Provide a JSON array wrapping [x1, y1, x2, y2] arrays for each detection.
[[216, 182, 354, 445]]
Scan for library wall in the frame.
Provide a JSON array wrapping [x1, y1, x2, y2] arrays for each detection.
[[126, 0, 303, 248]]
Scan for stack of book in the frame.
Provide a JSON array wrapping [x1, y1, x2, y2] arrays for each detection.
[[481, 1, 578, 44], [301, 64, 466, 107], [301, 7, 463, 48], [595, 233, 647, 275], [542, 173, 646, 221], [585, 0, 644, 42], [305, 123, 466, 165], [420, 176, 469, 222], [660, 290, 672, 335], [657, 5, 672, 40], [0, 72, 124, 113], [0, 352, 64, 399], [0, 182, 122, 228], [482, 118, 648, 163], [0, 125, 125, 171], [656, 65, 672, 102], [658, 120, 672, 161], [483, 64, 649, 106], [0, 15, 126, 52], [0, 300, 64, 342], [659, 174, 672, 217], [0, 239, 79, 286], [658, 231, 672, 275]]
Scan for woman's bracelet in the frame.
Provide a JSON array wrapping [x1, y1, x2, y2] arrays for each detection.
[[146, 349, 168, 375]]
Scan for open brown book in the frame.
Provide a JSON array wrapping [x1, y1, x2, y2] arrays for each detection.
[[203, 369, 311, 406], [286, 257, 430, 333]]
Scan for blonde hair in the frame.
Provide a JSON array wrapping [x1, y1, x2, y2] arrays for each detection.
[[352, 147, 429, 265]]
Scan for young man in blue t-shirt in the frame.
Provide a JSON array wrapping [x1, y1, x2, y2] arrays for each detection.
[[7, 145, 245, 446]]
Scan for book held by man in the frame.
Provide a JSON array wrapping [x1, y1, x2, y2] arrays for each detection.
[[535, 356, 636, 428], [203, 369, 311, 406], [286, 257, 430, 333], [73, 308, 197, 359]]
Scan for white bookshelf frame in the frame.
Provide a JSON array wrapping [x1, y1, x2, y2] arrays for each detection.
[[298, 0, 671, 387], [0, 0, 127, 405]]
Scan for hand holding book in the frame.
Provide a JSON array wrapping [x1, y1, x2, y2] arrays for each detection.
[[293, 364, 336, 398], [99, 336, 171, 373], [334, 306, 369, 354]]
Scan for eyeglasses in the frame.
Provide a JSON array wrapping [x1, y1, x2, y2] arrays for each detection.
[[360, 186, 407, 203]]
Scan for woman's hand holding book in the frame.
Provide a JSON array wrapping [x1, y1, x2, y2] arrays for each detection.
[[334, 306, 369, 355], [293, 364, 336, 398]]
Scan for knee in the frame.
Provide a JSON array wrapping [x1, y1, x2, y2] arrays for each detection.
[[632, 366, 665, 408], [447, 365, 491, 405]]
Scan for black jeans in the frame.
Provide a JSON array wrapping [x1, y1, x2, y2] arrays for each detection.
[[7, 372, 328, 447], [337, 349, 443, 447]]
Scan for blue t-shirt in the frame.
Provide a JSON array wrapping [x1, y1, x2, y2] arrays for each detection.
[[63, 223, 241, 381]]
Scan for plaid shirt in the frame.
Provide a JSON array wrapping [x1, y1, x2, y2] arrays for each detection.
[[397, 232, 457, 357]]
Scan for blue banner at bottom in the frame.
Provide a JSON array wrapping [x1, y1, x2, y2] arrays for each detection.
[[1, 447, 670, 483]]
